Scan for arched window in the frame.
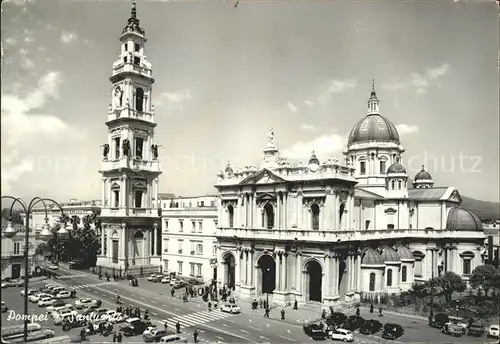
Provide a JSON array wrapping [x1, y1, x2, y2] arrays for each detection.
[[387, 269, 393, 286], [391, 180, 395, 190], [401, 266, 407, 282], [398, 180, 402, 190], [263, 203, 275, 229], [311, 203, 320, 230], [135, 87, 144, 111], [227, 205, 234, 227], [369, 273, 376, 291], [338, 202, 346, 228]]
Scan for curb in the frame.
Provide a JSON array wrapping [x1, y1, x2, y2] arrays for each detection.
[[358, 306, 427, 321]]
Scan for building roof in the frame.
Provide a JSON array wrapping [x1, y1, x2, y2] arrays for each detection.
[[408, 187, 448, 200], [348, 114, 400, 146], [396, 245, 415, 261], [361, 248, 384, 265], [387, 162, 407, 174], [158, 193, 177, 200], [354, 188, 384, 200], [414, 165, 433, 181], [380, 246, 401, 262], [446, 207, 483, 231]]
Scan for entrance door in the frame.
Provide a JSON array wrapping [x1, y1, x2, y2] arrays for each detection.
[[11, 264, 21, 279], [306, 260, 322, 302]]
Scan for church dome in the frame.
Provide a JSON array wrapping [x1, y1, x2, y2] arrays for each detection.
[[387, 162, 407, 174], [414, 165, 432, 181], [380, 246, 401, 263], [446, 207, 483, 231], [308, 151, 320, 165], [396, 246, 415, 261], [348, 114, 400, 146], [361, 248, 384, 265]]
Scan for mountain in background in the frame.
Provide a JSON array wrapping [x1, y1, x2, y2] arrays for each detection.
[[461, 196, 500, 221]]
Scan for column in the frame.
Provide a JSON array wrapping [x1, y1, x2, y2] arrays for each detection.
[[347, 255, 352, 291], [356, 252, 361, 291], [100, 226, 105, 256], [235, 250, 241, 287], [251, 193, 257, 228], [433, 249, 438, 277], [250, 250, 254, 285], [276, 254, 282, 290], [297, 193, 303, 229], [296, 253, 302, 292], [282, 253, 288, 290], [243, 251, 248, 286], [347, 194, 353, 230], [283, 192, 288, 229], [332, 256, 339, 295], [143, 231, 148, 261], [332, 191, 338, 229], [101, 179, 106, 204], [276, 193, 281, 229], [119, 224, 126, 260], [154, 225, 158, 256], [326, 255, 332, 295]]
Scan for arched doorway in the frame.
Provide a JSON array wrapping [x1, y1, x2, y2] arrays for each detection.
[[338, 259, 348, 295], [258, 254, 276, 294], [223, 253, 236, 288], [133, 231, 144, 265], [263, 203, 275, 229], [305, 260, 322, 302]]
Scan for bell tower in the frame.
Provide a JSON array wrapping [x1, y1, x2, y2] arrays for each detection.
[[97, 2, 163, 273]]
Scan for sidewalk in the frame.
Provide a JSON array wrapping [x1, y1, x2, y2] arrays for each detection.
[[357, 306, 428, 321]]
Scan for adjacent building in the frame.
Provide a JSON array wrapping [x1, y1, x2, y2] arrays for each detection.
[[1, 219, 37, 279], [214, 84, 486, 307], [160, 195, 218, 282]]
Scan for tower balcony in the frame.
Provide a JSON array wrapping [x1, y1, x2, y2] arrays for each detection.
[[216, 227, 485, 244], [107, 108, 155, 124], [100, 207, 158, 218], [112, 62, 152, 78], [100, 156, 160, 173]]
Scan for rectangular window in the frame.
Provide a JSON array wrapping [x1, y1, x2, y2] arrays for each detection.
[[113, 190, 120, 208], [164, 260, 169, 272], [163, 239, 169, 253], [198, 221, 203, 233], [134, 137, 144, 158], [112, 240, 119, 263], [196, 263, 202, 277], [13, 242, 21, 254], [380, 161, 386, 174], [365, 220, 370, 230], [134, 56, 140, 65], [360, 161, 366, 175], [177, 261, 183, 275], [191, 221, 196, 232], [104, 235, 107, 255], [114, 137, 121, 159], [415, 259, 422, 277], [401, 266, 407, 282], [200, 201, 204, 207], [190, 241, 195, 255], [134, 190, 143, 208], [164, 220, 168, 232], [179, 220, 183, 232], [463, 259, 471, 275], [190, 263, 195, 277], [177, 239, 183, 254], [387, 224, 395, 230], [134, 43, 140, 52], [196, 242, 203, 255], [213, 244, 217, 256]]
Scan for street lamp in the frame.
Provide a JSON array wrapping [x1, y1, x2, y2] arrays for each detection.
[[2, 196, 68, 343]]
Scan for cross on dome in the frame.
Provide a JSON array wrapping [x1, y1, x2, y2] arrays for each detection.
[[122, 2, 145, 36]]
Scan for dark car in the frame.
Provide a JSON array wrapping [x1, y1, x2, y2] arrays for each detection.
[[360, 319, 383, 334], [62, 319, 86, 332], [173, 281, 188, 289], [326, 312, 347, 327], [429, 312, 449, 328], [303, 323, 328, 340], [122, 321, 150, 336], [143, 329, 170, 342], [467, 323, 485, 337], [344, 315, 365, 331], [382, 323, 404, 340]]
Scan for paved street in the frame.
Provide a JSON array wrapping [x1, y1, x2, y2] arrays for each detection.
[[2, 267, 495, 344]]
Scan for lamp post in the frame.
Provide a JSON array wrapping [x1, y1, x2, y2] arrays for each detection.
[[2, 196, 69, 343]]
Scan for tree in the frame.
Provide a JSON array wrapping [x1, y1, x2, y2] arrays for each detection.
[[470, 264, 500, 296], [1, 208, 23, 224], [436, 272, 466, 303]]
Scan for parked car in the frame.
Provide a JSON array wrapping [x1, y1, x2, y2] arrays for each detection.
[[1, 301, 8, 313], [29, 292, 50, 303], [148, 274, 160, 281], [75, 298, 101, 309], [122, 320, 150, 336], [447, 316, 468, 332], [62, 318, 86, 331], [46, 300, 67, 312], [143, 328, 170, 342], [56, 290, 72, 299], [328, 328, 354, 342], [303, 323, 328, 340], [48, 263, 59, 270], [173, 281, 187, 289], [327, 312, 348, 327], [143, 325, 158, 336], [159, 334, 188, 343], [381, 323, 404, 340], [429, 312, 449, 328], [221, 304, 241, 314], [467, 322, 485, 337], [21, 289, 38, 297], [49, 305, 75, 318], [38, 297, 55, 307], [488, 325, 499, 338], [442, 322, 465, 337], [359, 319, 383, 335], [161, 277, 170, 284], [169, 278, 177, 286], [54, 311, 78, 325], [344, 315, 365, 331]]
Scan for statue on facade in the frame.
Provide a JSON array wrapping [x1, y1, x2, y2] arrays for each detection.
[[151, 144, 159, 159], [102, 144, 110, 159], [267, 128, 275, 145], [122, 139, 131, 156], [114, 86, 123, 108]]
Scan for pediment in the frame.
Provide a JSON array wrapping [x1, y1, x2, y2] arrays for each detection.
[[256, 193, 277, 201], [133, 181, 147, 189], [384, 207, 397, 215], [111, 182, 121, 189], [239, 168, 286, 185], [448, 189, 462, 203]]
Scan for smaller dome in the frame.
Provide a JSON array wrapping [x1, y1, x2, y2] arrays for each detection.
[[446, 207, 483, 231], [414, 165, 433, 181], [396, 246, 415, 261], [380, 246, 401, 263], [308, 151, 320, 165], [224, 161, 233, 175], [361, 248, 384, 265], [387, 162, 407, 174]]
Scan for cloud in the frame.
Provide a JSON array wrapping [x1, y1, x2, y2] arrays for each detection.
[[156, 89, 192, 110], [19, 48, 34, 70], [1, 71, 84, 191], [304, 100, 315, 107], [287, 102, 297, 113], [45, 24, 56, 31], [382, 64, 450, 95], [282, 134, 345, 160], [318, 78, 357, 103], [61, 31, 77, 43], [24, 29, 34, 43], [300, 124, 316, 131], [5, 37, 17, 45], [396, 124, 419, 135]]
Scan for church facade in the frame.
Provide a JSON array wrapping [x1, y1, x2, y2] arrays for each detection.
[[214, 84, 486, 306], [96, 4, 162, 273]]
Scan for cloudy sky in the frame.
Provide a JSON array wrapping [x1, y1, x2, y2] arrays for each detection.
[[1, 0, 498, 203]]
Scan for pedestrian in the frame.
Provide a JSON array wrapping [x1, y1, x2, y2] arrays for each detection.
[[370, 304, 374, 313], [264, 307, 270, 318], [259, 299, 263, 308], [117, 331, 123, 343], [321, 309, 326, 319], [171, 288, 175, 297], [281, 308, 285, 320], [176, 321, 181, 333], [293, 299, 298, 310], [137, 308, 141, 318], [112, 331, 117, 342], [356, 307, 360, 316], [193, 329, 199, 343], [378, 307, 383, 317]]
